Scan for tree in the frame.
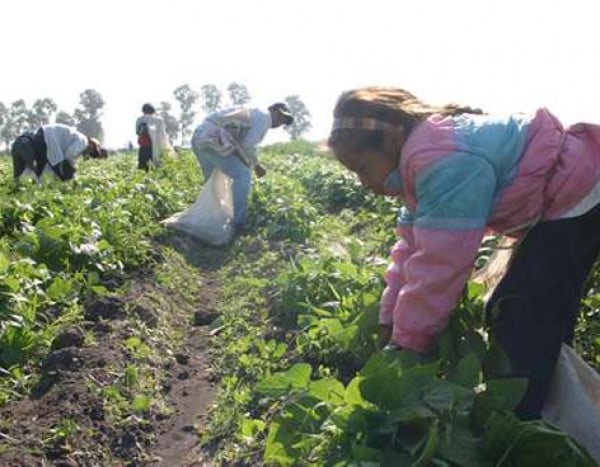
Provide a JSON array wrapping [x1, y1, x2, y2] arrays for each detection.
[[227, 82, 251, 106], [173, 84, 198, 145], [0, 102, 6, 127], [28, 98, 57, 129], [74, 89, 105, 141], [283, 95, 312, 140], [0, 102, 6, 152], [1, 99, 29, 149], [201, 84, 222, 113], [159, 101, 180, 144], [55, 111, 76, 127]]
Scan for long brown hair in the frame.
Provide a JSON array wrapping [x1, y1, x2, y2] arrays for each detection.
[[328, 87, 482, 158]]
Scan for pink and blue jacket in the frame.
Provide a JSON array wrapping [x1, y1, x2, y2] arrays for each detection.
[[380, 108, 600, 351]]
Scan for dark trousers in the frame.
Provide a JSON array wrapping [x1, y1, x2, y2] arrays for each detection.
[[11, 128, 74, 181], [486, 202, 600, 419], [138, 145, 152, 171], [12, 128, 46, 178]]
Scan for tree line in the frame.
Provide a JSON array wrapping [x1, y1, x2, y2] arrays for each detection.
[[0, 83, 312, 149], [168, 82, 311, 145], [0, 89, 105, 150]]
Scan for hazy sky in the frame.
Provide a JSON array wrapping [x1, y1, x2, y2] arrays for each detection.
[[3, 0, 600, 148]]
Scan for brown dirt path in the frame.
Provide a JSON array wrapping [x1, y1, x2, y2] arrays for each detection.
[[0, 235, 227, 466]]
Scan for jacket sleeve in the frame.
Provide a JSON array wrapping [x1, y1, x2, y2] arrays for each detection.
[[379, 211, 416, 325], [390, 153, 497, 351], [240, 145, 259, 167], [239, 112, 270, 167]]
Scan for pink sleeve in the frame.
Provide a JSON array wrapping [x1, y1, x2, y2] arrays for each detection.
[[391, 227, 485, 351], [379, 225, 415, 325]]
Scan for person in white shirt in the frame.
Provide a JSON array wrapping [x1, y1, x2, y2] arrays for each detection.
[[191, 103, 294, 231], [136, 103, 173, 171], [11, 124, 107, 182]]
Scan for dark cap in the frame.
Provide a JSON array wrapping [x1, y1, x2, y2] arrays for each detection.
[[268, 102, 294, 125], [142, 103, 155, 114]]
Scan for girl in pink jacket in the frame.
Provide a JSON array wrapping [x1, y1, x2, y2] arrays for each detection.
[[328, 87, 600, 420]]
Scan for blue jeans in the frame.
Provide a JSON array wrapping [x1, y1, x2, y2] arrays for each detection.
[[192, 145, 251, 226]]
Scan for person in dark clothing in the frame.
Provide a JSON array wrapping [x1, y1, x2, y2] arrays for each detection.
[[11, 124, 107, 182], [136, 103, 171, 171]]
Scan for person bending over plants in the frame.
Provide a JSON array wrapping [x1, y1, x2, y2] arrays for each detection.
[[328, 86, 600, 420], [190, 103, 294, 233], [12, 123, 107, 182]]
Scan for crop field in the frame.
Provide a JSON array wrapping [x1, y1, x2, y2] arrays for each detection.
[[0, 142, 599, 466]]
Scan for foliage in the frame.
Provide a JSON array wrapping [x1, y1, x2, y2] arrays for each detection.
[[227, 82, 251, 106], [159, 101, 180, 144], [55, 110, 76, 127], [27, 98, 58, 129], [1, 99, 29, 148], [201, 84, 223, 113], [202, 143, 599, 465], [0, 152, 201, 403], [173, 84, 198, 145], [0, 141, 597, 465], [251, 280, 595, 466], [74, 89, 105, 141], [283, 95, 312, 140]]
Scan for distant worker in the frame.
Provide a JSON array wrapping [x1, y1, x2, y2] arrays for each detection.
[[190, 103, 294, 232], [11, 124, 107, 182], [136, 103, 173, 171]]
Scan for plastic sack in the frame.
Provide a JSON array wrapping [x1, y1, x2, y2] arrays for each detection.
[[542, 344, 600, 462], [162, 169, 234, 245], [148, 120, 175, 161]]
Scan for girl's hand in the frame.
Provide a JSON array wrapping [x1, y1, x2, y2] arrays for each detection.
[[378, 324, 393, 349]]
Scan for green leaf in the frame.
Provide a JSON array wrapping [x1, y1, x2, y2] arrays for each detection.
[[422, 379, 474, 414], [330, 405, 371, 434], [437, 329, 456, 363], [467, 281, 485, 301], [381, 451, 417, 465], [307, 378, 345, 404], [344, 377, 372, 408], [438, 423, 482, 466], [359, 352, 438, 410], [451, 352, 482, 388], [263, 421, 295, 466], [131, 394, 150, 412], [4, 276, 20, 293], [483, 378, 528, 411], [47, 276, 73, 301], [0, 251, 9, 274], [240, 418, 265, 440], [320, 318, 358, 350], [36, 220, 64, 240], [389, 405, 436, 424], [125, 336, 142, 351], [91, 285, 109, 296], [414, 420, 439, 466], [97, 239, 111, 251], [483, 336, 512, 378], [457, 331, 487, 360], [256, 363, 312, 398], [473, 378, 528, 428], [351, 444, 381, 462]]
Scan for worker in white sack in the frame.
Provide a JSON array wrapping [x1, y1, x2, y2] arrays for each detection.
[[191, 103, 294, 231], [136, 103, 174, 171], [11, 124, 107, 182]]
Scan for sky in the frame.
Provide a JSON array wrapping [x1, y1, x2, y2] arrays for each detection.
[[2, 0, 600, 148]]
